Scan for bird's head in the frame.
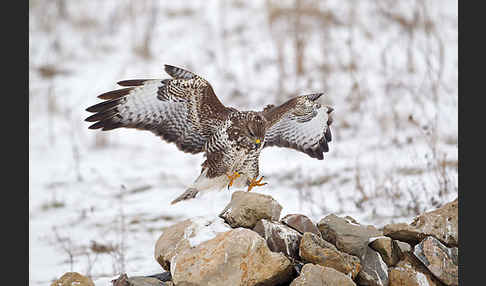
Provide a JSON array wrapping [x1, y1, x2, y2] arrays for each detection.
[[245, 114, 266, 150], [229, 112, 267, 150]]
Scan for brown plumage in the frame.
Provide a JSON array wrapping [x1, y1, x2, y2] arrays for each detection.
[[85, 65, 334, 204]]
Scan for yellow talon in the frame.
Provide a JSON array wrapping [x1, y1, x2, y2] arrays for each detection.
[[247, 176, 267, 192], [226, 171, 240, 189]]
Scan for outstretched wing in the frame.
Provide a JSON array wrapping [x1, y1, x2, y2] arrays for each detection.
[[262, 93, 334, 160], [85, 65, 233, 154]]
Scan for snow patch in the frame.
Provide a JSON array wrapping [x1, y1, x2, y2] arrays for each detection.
[[415, 271, 430, 286], [92, 277, 118, 286], [368, 236, 389, 244], [344, 217, 361, 226], [186, 216, 231, 248], [260, 220, 300, 256], [170, 254, 178, 278]]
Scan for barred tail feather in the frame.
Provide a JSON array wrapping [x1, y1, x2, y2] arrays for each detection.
[[170, 188, 199, 205]]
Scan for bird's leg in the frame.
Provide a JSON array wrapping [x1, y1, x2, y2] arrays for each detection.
[[247, 176, 267, 192], [226, 171, 241, 190]]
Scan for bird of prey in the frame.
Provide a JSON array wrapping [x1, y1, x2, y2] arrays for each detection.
[[85, 65, 334, 204]]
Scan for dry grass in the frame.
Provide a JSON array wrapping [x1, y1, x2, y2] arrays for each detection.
[[49, 185, 131, 278]]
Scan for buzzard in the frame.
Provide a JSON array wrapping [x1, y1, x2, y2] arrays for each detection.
[[85, 65, 334, 204]]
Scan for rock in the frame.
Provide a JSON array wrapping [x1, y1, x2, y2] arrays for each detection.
[[396, 241, 412, 255], [290, 264, 356, 286], [154, 217, 231, 270], [383, 198, 458, 247], [369, 236, 402, 266], [317, 214, 383, 258], [146, 272, 172, 282], [299, 232, 361, 279], [292, 260, 306, 276], [281, 214, 321, 237], [219, 191, 283, 229], [111, 273, 170, 286], [154, 219, 192, 270], [382, 223, 426, 246], [389, 253, 445, 286], [413, 236, 458, 286], [50, 272, 95, 286], [171, 228, 294, 286], [126, 277, 170, 286], [356, 247, 389, 286], [127, 277, 171, 286], [253, 219, 302, 259], [111, 274, 130, 286]]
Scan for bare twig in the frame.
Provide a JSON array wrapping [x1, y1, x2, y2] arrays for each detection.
[[52, 226, 75, 272]]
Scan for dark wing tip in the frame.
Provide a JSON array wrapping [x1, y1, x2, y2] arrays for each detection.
[[97, 87, 133, 99], [320, 137, 330, 153], [85, 96, 125, 131], [325, 126, 332, 142], [164, 64, 175, 71], [306, 93, 324, 101], [85, 108, 117, 122], [87, 121, 104, 129], [87, 119, 123, 131], [85, 98, 123, 113], [117, 79, 150, 87], [306, 149, 324, 160], [164, 64, 179, 75], [304, 131, 331, 160]]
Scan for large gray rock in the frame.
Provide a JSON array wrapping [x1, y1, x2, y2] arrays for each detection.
[[369, 237, 402, 266], [388, 253, 444, 286], [299, 232, 361, 279], [281, 214, 321, 237], [290, 264, 356, 286], [253, 219, 302, 260], [170, 228, 294, 286], [219, 191, 283, 229], [356, 247, 389, 286], [154, 217, 231, 270], [413, 236, 458, 286], [317, 214, 383, 259], [383, 198, 458, 247]]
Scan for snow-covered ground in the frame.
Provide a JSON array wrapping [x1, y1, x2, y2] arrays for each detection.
[[29, 1, 457, 285]]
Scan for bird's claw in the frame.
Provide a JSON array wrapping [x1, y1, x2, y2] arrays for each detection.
[[226, 171, 240, 190], [247, 176, 267, 192]]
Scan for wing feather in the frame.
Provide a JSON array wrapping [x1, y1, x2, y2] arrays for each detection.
[[85, 65, 232, 154], [263, 93, 334, 160]]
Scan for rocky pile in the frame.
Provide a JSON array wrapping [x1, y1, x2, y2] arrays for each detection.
[[53, 193, 458, 286]]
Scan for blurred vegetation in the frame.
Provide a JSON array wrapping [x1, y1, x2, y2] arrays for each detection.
[[30, 0, 457, 219]]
